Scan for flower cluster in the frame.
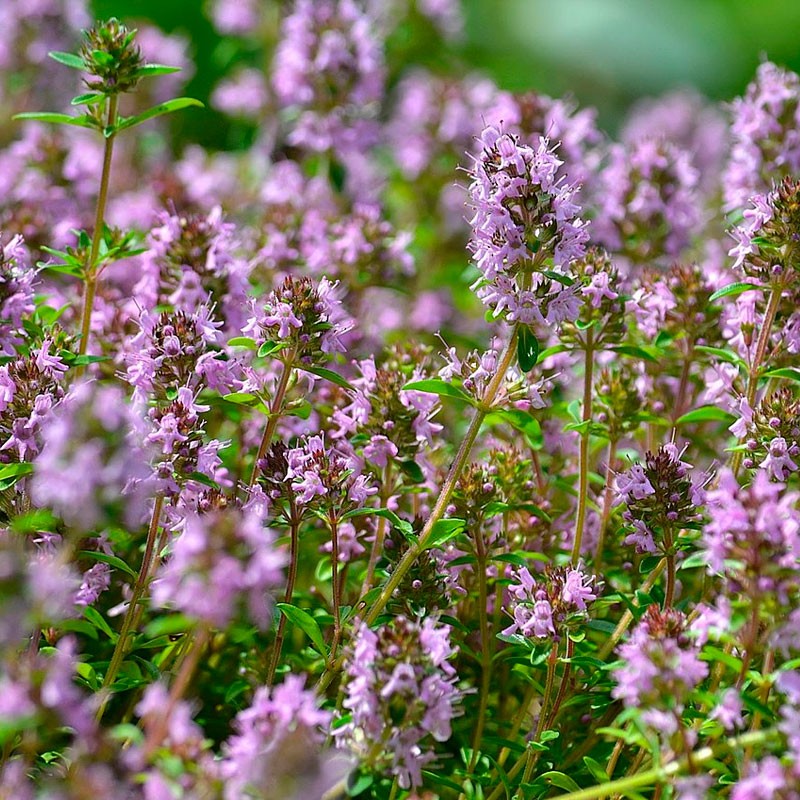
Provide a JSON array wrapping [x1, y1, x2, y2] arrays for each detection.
[[502, 564, 597, 641], [613, 606, 708, 733], [335, 615, 462, 789], [467, 124, 589, 328], [272, 0, 384, 154], [152, 503, 286, 629], [616, 444, 706, 554], [724, 61, 800, 212], [243, 275, 352, 365]]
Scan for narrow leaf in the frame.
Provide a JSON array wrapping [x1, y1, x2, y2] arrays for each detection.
[[134, 64, 182, 77], [709, 281, 760, 302], [114, 97, 204, 133], [48, 51, 86, 69], [13, 112, 97, 130], [78, 551, 137, 580], [424, 518, 466, 550], [276, 603, 328, 656], [257, 340, 286, 357], [227, 336, 258, 350], [675, 405, 736, 425], [403, 378, 473, 405], [517, 326, 539, 372], [301, 366, 354, 391]]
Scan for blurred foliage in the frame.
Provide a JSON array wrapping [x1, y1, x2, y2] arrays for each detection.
[[89, 0, 800, 145]]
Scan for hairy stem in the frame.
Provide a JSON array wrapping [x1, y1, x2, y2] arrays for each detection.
[[97, 493, 164, 719], [468, 532, 492, 774], [77, 94, 119, 369], [362, 463, 393, 594], [531, 729, 778, 800], [593, 440, 618, 571], [732, 284, 783, 475], [266, 500, 301, 685], [571, 329, 595, 565], [316, 329, 518, 693], [248, 354, 295, 488]]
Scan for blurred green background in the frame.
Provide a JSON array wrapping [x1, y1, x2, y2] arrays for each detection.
[[91, 0, 800, 140]]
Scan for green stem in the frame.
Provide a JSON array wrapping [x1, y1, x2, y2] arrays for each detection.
[[248, 354, 295, 488], [571, 329, 595, 565], [77, 94, 119, 369], [663, 527, 676, 609], [266, 500, 301, 685], [597, 557, 666, 661], [316, 329, 519, 693], [328, 515, 343, 664], [362, 463, 393, 594], [593, 440, 617, 572], [732, 284, 783, 475], [517, 643, 559, 793], [527, 729, 778, 800], [468, 535, 492, 774], [97, 493, 164, 719], [544, 637, 574, 730]]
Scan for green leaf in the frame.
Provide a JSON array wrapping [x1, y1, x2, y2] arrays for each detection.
[[70, 92, 102, 106], [0, 462, 33, 490], [345, 770, 374, 796], [276, 603, 328, 656], [398, 459, 425, 484], [763, 367, 800, 383], [489, 408, 543, 448], [83, 606, 117, 642], [517, 326, 539, 372], [257, 340, 286, 357], [134, 64, 182, 78], [13, 112, 97, 130], [675, 405, 736, 425], [227, 336, 257, 350], [48, 51, 86, 69], [223, 392, 261, 406], [610, 345, 658, 362], [424, 518, 466, 550], [78, 550, 137, 579], [403, 378, 473, 405], [709, 282, 760, 302], [114, 97, 204, 133], [695, 345, 746, 367], [143, 614, 193, 638], [541, 771, 581, 792], [185, 472, 221, 490], [542, 270, 574, 287], [342, 507, 415, 540], [300, 366, 354, 391]]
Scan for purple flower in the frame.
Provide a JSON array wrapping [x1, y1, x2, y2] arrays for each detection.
[[272, 0, 384, 154], [724, 61, 800, 212], [467, 124, 589, 329], [335, 616, 462, 789]]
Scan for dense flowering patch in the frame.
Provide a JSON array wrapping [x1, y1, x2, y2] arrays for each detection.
[[1, 5, 800, 800]]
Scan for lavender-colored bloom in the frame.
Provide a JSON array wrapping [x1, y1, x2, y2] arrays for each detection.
[[468, 124, 588, 328], [731, 756, 794, 800], [243, 275, 353, 365], [212, 68, 270, 119], [133, 207, 251, 334], [152, 505, 286, 630], [724, 61, 800, 212], [612, 606, 708, 722], [221, 675, 332, 800], [32, 381, 151, 529], [335, 615, 462, 789], [503, 565, 596, 640], [0, 235, 35, 356], [592, 138, 701, 265], [703, 468, 800, 600], [285, 433, 376, 514], [622, 89, 728, 197], [272, 0, 384, 154]]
